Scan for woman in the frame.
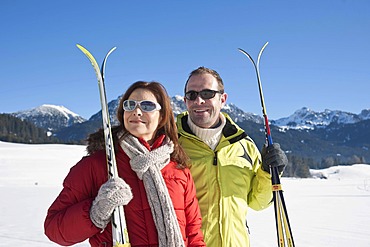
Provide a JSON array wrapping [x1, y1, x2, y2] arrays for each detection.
[[44, 81, 205, 246]]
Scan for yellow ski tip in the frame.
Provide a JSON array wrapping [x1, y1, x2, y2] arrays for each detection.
[[76, 44, 88, 53]]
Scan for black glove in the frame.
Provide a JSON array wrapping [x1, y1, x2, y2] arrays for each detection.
[[261, 143, 288, 174]]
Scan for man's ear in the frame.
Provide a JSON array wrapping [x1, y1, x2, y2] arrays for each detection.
[[221, 92, 228, 106]]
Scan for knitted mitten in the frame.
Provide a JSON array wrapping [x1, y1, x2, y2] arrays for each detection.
[[90, 177, 132, 229]]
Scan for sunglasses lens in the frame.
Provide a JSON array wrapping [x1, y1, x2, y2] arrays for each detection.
[[185, 91, 198, 100], [200, 90, 216, 99], [123, 100, 137, 111], [140, 101, 157, 112]]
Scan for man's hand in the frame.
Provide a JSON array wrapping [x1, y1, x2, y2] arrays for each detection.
[[261, 143, 288, 174]]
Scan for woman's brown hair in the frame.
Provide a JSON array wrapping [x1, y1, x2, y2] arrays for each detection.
[[117, 81, 189, 169]]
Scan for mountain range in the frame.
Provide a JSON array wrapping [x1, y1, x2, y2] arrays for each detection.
[[9, 96, 370, 163]]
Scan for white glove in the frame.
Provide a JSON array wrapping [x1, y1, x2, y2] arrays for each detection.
[[90, 177, 133, 229]]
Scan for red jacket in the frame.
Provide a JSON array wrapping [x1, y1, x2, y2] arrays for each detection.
[[44, 136, 205, 246]]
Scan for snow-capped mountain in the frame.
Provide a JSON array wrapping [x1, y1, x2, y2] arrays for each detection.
[[170, 95, 187, 115], [12, 104, 86, 132], [271, 107, 369, 130], [5, 101, 370, 163], [359, 109, 370, 119], [89, 97, 121, 126], [222, 103, 263, 124]]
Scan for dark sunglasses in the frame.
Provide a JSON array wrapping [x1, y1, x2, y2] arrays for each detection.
[[123, 100, 162, 112], [184, 89, 223, 101]]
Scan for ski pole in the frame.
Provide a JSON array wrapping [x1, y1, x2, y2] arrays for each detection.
[[238, 42, 295, 247]]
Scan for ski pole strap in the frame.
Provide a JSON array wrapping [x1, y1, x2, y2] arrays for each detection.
[[272, 184, 282, 191]]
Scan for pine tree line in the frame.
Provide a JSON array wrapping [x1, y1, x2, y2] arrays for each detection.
[[283, 153, 367, 178], [284, 154, 312, 178], [0, 113, 60, 144]]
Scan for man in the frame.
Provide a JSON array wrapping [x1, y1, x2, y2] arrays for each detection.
[[176, 66, 287, 246]]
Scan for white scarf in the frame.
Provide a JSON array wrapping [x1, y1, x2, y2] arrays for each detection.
[[119, 134, 184, 247], [188, 113, 226, 150]]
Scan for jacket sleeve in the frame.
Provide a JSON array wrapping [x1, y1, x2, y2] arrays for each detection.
[[44, 156, 103, 245], [183, 169, 206, 247], [245, 140, 274, 211]]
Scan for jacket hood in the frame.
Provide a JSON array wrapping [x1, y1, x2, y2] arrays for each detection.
[[86, 125, 122, 155]]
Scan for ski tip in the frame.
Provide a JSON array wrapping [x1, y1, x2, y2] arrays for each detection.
[[106, 47, 117, 56], [76, 43, 84, 49], [76, 44, 89, 54], [237, 48, 254, 62], [238, 48, 250, 56], [237, 48, 246, 53], [261, 42, 269, 51]]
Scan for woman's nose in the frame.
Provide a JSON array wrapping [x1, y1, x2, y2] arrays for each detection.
[[132, 106, 143, 115]]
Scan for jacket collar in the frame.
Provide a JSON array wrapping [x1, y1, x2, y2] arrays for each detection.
[[177, 112, 247, 144]]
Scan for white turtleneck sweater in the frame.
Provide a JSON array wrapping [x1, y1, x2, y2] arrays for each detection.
[[187, 114, 226, 150]]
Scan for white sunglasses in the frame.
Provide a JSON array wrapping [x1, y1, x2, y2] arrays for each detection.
[[123, 100, 162, 112]]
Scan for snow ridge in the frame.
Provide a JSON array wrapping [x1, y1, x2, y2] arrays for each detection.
[[13, 104, 86, 131], [272, 107, 369, 130]]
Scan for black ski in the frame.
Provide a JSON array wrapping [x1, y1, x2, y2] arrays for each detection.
[[238, 42, 295, 247]]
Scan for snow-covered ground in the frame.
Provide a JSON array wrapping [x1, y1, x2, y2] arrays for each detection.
[[0, 141, 369, 246]]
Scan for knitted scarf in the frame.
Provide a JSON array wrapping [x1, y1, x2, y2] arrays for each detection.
[[188, 113, 226, 150], [119, 134, 185, 247]]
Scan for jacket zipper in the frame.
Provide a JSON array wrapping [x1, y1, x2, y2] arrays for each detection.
[[213, 151, 218, 166]]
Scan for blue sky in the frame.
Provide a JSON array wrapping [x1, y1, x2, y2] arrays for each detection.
[[1, 0, 369, 120]]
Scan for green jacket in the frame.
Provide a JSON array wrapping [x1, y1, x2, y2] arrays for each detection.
[[177, 112, 273, 247]]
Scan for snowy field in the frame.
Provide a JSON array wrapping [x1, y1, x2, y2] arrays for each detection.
[[0, 141, 369, 247]]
